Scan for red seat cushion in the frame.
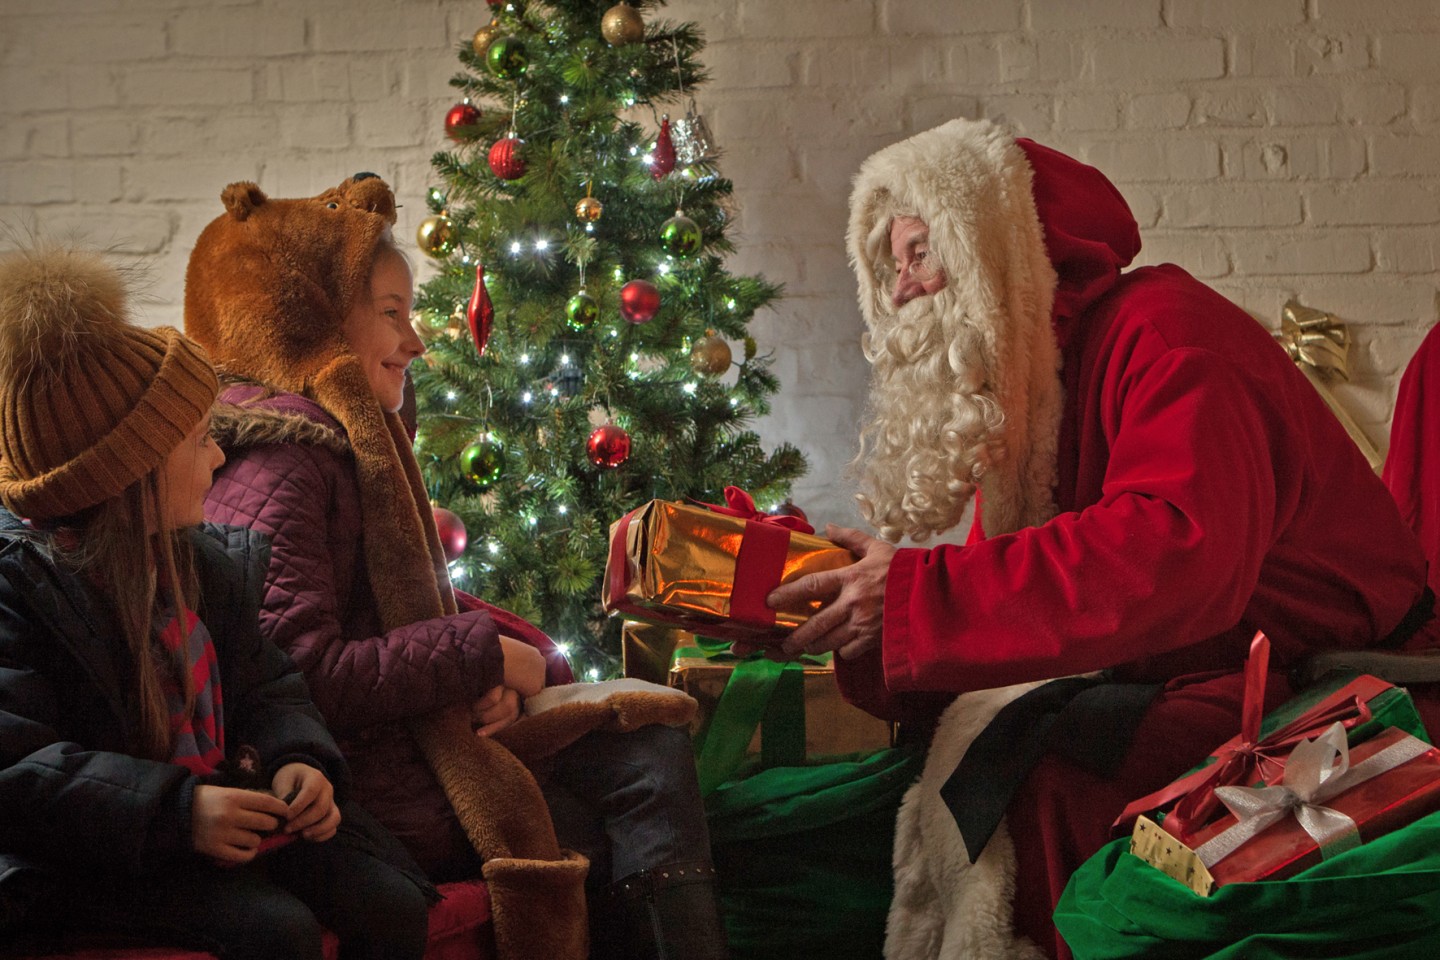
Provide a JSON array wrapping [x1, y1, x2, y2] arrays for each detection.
[[16, 880, 494, 960]]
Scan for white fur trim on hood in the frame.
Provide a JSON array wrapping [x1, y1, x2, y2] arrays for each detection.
[[847, 118, 1063, 537]]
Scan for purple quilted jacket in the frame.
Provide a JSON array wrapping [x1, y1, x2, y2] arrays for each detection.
[[204, 386, 506, 876]]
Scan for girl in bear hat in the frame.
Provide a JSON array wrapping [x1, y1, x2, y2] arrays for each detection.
[[0, 245, 430, 960], [185, 173, 728, 960]]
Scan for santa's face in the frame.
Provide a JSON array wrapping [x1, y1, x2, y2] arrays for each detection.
[[889, 215, 948, 308]]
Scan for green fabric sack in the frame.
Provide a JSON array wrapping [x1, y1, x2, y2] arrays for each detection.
[[1055, 809, 1440, 959], [683, 638, 922, 960], [1056, 671, 1440, 958]]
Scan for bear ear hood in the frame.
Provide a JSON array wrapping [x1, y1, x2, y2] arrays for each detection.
[[183, 173, 398, 396]]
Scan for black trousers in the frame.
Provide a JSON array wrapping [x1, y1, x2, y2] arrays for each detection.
[[13, 828, 429, 960]]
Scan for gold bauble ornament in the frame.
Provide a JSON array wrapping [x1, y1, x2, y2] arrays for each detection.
[[575, 195, 604, 222], [690, 331, 732, 376], [472, 20, 501, 59], [416, 213, 456, 258], [601, 4, 644, 45]]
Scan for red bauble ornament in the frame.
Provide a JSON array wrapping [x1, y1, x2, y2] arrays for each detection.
[[770, 499, 809, 524], [619, 279, 661, 324], [444, 101, 482, 141], [587, 424, 632, 469], [488, 135, 527, 180], [467, 263, 495, 357], [652, 116, 676, 180], [433, 506, 468, 562]]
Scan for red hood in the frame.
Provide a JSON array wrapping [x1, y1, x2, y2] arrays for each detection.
[[1015, 138, 1141, 348]]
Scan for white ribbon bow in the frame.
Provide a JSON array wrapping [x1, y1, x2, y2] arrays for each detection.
[[1194, 722, 1431, 869]]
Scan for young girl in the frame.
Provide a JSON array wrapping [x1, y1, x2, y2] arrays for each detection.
[[185, 174, 728, 960], [0, 245, 430, 960]]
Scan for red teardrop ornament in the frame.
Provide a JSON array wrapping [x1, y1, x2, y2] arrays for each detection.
[[467, 263, 495, 357], [652, 116, 676, 180]]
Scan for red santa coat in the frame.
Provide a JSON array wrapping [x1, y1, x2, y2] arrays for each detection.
[[1385, 319, 1440, 605], [836, 126, 1431, 959], [837, 137, 1427, 720]]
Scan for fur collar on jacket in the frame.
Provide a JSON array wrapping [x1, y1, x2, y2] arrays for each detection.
[[846, 118, 1063, 540], [211, 390, 352, 459]]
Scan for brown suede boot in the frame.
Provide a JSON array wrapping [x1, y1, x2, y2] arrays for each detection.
[[595, 860, 730, 960]]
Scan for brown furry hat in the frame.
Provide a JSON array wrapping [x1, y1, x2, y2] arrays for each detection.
[[184, 176, 591, 959]]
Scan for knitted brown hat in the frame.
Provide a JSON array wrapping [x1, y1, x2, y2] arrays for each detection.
[[0, 246, 218, 521]]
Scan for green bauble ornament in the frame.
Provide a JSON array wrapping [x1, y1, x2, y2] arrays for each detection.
[[659, 212, 702, 258], [486, 36, 528, 80], [460, 438, 504, 491], [566, 290, 600, 330]]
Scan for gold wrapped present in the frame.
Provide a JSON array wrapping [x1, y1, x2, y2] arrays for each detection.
[[603, 490, 854, 643], [621, 620, 689, 686], [669, 650, 895, 760]]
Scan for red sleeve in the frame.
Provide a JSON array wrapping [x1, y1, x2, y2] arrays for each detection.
[[879, 341, 1280, 694], [1384, 322, 1440, 599]]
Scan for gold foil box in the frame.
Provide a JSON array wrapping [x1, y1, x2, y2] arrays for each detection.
[[603, 499, 854, 641]]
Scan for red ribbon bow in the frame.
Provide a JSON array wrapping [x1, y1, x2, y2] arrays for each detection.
[[696, 486, 815, 535]]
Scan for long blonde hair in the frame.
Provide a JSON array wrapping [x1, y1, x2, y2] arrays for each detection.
[[46, 468, 200, 761]]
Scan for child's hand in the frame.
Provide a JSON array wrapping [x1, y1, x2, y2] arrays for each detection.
[[271, 762, 341, 842], [498, 634, 547, 698], [471, 685, 522, 737], [192, 784, 291, 864]]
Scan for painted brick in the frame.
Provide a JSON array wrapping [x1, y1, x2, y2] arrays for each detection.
[[907, 95, 983, 134], [1090, 39, 1224, 82], [1296, 34, 1372, 76], [1268, 85, 1343, 125], [737, 0, 872, 40], [124, 67, 255, 106], [1370, 134, 1440, 177], [1194, 90, 1266, 127], [1056, 93, 1120, 132], [1030, 0, 1162, 31], [1341, 83, 1407, 124], [709, 41, 800, 88], [1081, 138, 1222, 182], [1375, 33, 1440, 76], [6, 16, 166, 63], [310, 7, 448, 53], [72, 116, 140, 157], [1167, 0, 1305, 29], [1376, 229, 1440, 273], [982, 94, 1054, 135], [124, 157, 260, 203], [1316, 0, 1440, 26], [1414, 84, 1440, 129], [1126, 93, 1194, 129], [1229, 232, 1372, 275], [1133, 232, 1232, 278], [886, 42, 964, 90], [264, 57, 353, 102], [882, 0, 1020, 34], [1231, 36, 1297, 78], [1234, 136, 1366, 180], [0, 161, 73, 204], [1036, 39, 1083, 83], [10, 116, 69, 157], [996, 36, 1036, 83], [799, 42, 881, 89], [1308, 183, 1440, 225], [0, 65, 72, 111], [72, 160, 123, 203], [1161, 185, 1303, 228], [40, 206, 174, 254], [279, 106, 352, 151], [172, 10, 307, 58]]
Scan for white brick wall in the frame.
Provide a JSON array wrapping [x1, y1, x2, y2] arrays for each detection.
[[3, 0, 1440, 534]]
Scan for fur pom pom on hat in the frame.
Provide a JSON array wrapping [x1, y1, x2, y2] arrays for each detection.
[[0, 245, 217, 521]]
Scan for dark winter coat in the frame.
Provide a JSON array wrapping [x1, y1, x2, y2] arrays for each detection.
[[0, 511, 348, 929], [203, 387, 568, 876]]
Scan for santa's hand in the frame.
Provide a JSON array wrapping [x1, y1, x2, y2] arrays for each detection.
[[768, 524, 895, 660]]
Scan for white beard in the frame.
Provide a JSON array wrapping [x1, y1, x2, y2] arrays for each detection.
[[854, 287, 1007, 544]]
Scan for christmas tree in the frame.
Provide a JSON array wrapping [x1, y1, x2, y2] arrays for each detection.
[[410, 0, 807, 680]]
